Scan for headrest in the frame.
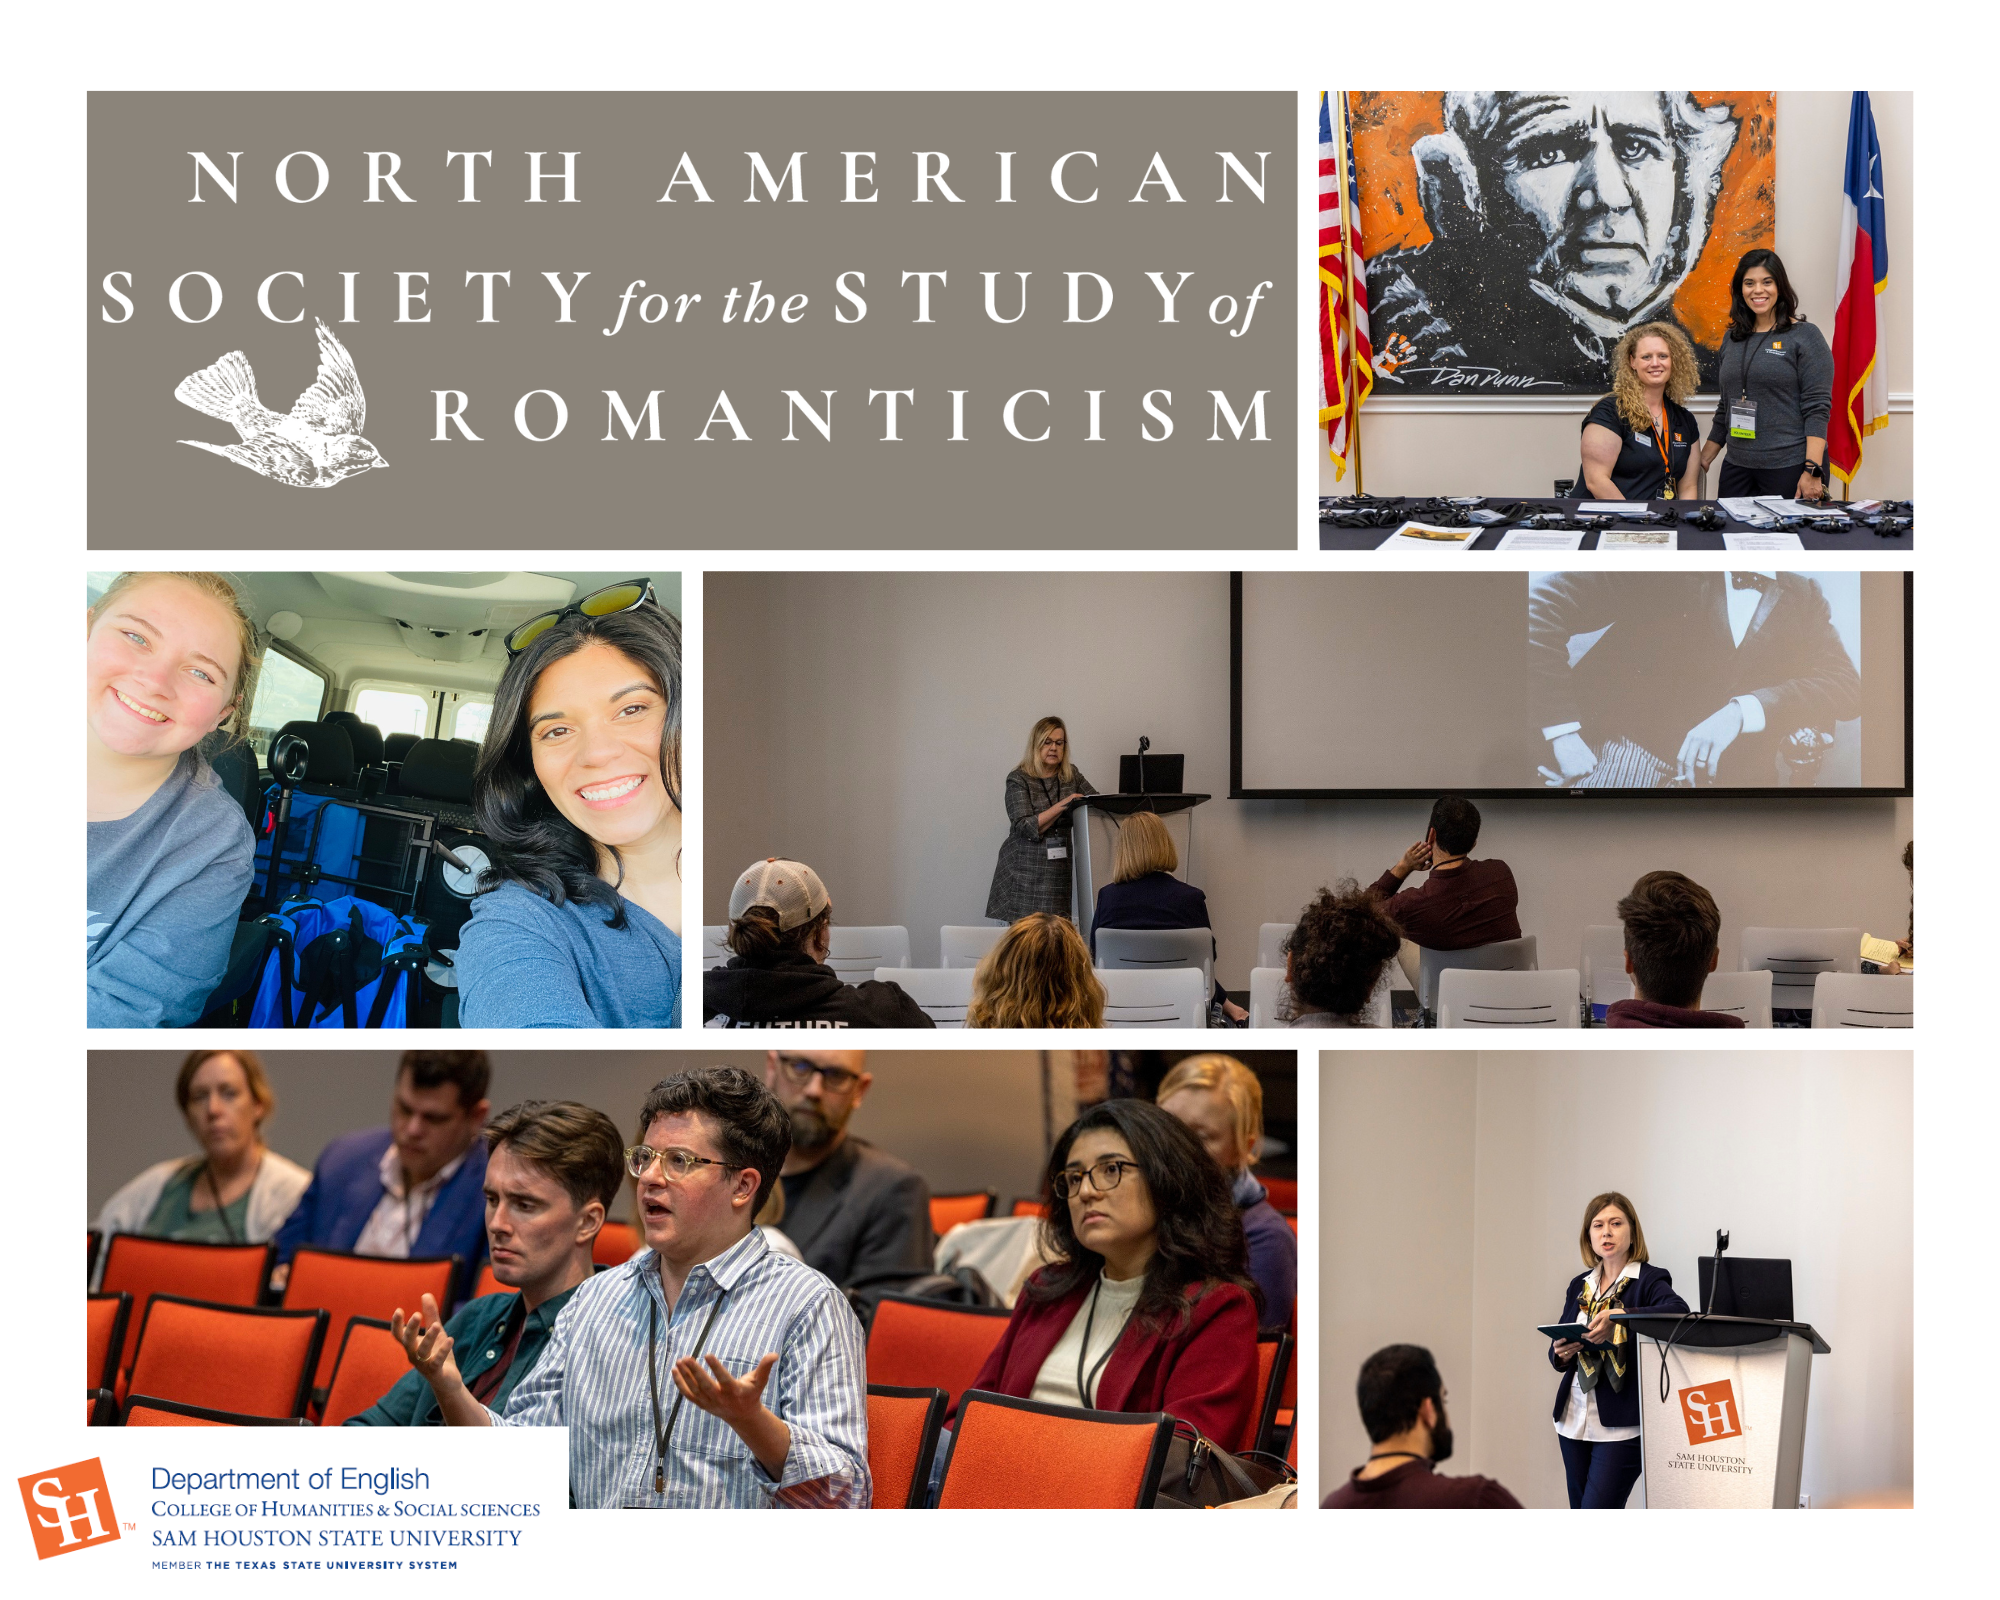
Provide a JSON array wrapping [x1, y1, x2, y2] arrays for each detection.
[[272, 720, 355, 785], [399, 737, 477, 804], [382, 732, 420, 764], [322, 711, 384, 767]]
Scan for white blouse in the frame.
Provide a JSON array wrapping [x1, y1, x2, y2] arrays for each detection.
[[1030, 1271, 1146, 1409]]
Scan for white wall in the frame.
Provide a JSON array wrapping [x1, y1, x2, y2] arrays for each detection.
[[1322, 91, 1915, 499], [706, 572, 1914, 989], [1320, 1049, 1914, 1510]]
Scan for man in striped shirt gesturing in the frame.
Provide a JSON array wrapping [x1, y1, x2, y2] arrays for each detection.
[[391, 1065, 871, 1508]]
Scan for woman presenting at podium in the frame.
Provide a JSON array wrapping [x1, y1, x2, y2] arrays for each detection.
[[985, 716, 1097, 923], [1548, 1191, 1688, 1509]]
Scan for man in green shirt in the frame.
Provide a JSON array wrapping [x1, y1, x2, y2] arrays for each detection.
[[346, 1099, 625, 1426]]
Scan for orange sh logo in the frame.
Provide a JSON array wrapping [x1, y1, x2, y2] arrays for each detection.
[[1678, 1380, 1744, 1447], [18, 1459, 119, 1559]]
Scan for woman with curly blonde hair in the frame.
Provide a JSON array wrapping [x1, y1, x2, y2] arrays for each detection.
[[966, 911, 1106, 1028], [1578, 321, 1702, 502]]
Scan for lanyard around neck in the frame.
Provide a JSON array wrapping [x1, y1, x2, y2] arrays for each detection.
[[646, 1285, 729, 1496], [1075, 1277, 1128, 1406]]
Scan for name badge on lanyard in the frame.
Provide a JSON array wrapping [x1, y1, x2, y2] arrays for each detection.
[[1730, 398, 1757, 440], [1047, 845, 1068, 860]]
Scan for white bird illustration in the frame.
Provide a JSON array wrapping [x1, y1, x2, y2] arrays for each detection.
[[175, 318, 388, 487]]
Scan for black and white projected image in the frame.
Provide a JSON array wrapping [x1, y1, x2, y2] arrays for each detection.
[[1526, 572, 1863, 789]]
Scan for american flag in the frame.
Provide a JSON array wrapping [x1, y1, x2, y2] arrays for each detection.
[[1320, 91, 1372, 481]]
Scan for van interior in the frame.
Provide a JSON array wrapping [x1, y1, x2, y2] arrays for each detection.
[[88, 571, 682, 1028]]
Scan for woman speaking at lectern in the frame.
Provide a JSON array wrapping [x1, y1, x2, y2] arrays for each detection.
[[985, 716, 1098, 924], [1548, 1191, 1688, 1509]]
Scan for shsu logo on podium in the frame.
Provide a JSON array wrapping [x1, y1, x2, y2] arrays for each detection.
[[1678, 1379, 1744, 1447], [18, 1458, 120, 1559]]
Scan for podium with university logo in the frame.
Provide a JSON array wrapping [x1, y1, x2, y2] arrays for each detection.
[[1613, 1313, 1831, 1509]]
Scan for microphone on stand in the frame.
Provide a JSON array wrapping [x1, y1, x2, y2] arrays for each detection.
[[1137, 735, 1150, 796]]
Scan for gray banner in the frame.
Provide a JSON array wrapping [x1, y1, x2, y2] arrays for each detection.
[[90, 92, 1295, 551]]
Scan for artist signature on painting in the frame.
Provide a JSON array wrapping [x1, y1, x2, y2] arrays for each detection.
[[1386, 365, 1566, 391]]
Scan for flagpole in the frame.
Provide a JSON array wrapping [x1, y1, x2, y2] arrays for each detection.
[[1334, 91, 1364, 496]]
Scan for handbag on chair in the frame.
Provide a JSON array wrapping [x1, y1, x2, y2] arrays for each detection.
[[1149, 1420, 1294, 1508]]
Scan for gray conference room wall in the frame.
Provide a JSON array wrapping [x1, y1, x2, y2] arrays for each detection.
[[87, 1049, 1052, 1223], [1320, 1050, 1913, 1511], [1318, 90, 1915, 502], [705, 571, 1914, 991]]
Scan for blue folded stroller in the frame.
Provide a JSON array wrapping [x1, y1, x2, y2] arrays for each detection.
[[246, 894, 430, 1029]]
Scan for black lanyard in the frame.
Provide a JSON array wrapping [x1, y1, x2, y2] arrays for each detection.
[[1074, 1278, 1125, 1406], [198, 1160, 247, 1245], [646, 1285, 729, 1496]]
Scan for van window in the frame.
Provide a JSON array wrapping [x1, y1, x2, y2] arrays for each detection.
[[353, 688, 432, 740], [448, 699, 493, 744], [245, 647, 328, 762]]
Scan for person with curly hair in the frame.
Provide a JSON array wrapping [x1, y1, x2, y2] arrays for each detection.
[[1284, 883, 1405, 1028], [1578, 321, 1703, 501], [965, 911, 1106, 1029], [953, 1098, 1261, 1444]]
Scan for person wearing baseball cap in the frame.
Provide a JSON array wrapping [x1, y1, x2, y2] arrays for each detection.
[[703, 859, 935, 1029]]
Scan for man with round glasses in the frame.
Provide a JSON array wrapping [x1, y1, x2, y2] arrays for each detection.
[[389, 1065, 869, 1508], [763, 1050, 933, 1312]]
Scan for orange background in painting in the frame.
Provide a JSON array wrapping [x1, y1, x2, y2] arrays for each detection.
[[1346, 92, 1775, 351]]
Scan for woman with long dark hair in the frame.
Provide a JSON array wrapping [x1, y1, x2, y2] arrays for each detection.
[[957, 1099, 1262, 1444], [455, 581, 683, 1027], [1697, 249, 1835, 501]]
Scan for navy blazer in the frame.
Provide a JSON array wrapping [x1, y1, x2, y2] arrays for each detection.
[[271, 1126, 489, 1288], [1547, 1260, 1688, 1429], [1090, 872, 1216, 959]]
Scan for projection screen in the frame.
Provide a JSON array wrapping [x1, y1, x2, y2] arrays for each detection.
[[1232, 571, 1910, 798]]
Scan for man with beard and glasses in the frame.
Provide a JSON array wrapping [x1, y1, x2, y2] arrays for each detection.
[[764, 1050, 933, 1311], [1323, 1344, 1522, 1507]]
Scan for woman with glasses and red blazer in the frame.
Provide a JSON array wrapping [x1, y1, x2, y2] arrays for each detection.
[[954, 1098, 1262, 1446]]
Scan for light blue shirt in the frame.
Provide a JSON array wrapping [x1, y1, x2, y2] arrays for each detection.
[[494, 1229, 870, 1508], [456, 881, 682, 1028]]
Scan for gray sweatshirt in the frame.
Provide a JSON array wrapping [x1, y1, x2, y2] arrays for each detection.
[[1706, 317, 1835, 468], [88, 750, 255, 1027]]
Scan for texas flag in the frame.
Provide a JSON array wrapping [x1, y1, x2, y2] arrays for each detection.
[[1829, 92, 1888, 483]]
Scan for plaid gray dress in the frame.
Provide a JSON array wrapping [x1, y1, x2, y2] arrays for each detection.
[[983, 767, 1098, 922]]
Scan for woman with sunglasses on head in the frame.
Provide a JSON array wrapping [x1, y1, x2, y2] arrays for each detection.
[[87, 572, 261, 1027], [1696, 250, 1835, 503], [455, 581, 684, 1027], [954, 1099, 1261, 1448]]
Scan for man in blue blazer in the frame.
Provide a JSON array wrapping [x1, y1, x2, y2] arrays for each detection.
[[270, 1052, 492, 1294]]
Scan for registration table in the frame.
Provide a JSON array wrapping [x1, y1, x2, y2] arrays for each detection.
[[1319, 497, 1913, 552]]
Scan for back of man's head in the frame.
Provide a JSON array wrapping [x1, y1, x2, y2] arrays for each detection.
[[400, 1050, 491, 1109], [1356, 1344, 1444, 1444], [1429, 797, 1481, 857], [1617, 870, 1721, 1009]]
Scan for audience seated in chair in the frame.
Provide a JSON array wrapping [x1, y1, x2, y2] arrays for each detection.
[[347, 1100, 623, 1426], [704, 858, 935, 1029], [1370, 797, 1522, 986], [1605, 871, 1745, 1029], [966, 913, 1107, 1029], [1323, 1345, 1522, 1508], [1281, 884, 1403, 1028], [1091, 812, 1247, 1025]]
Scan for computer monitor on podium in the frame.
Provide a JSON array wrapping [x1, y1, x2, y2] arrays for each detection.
[[1699, 1256, 1794, 1321], [1119, 752, 1184, 795]]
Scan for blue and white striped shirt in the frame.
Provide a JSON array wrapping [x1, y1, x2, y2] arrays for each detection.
[[492, 1228, 870, 1508]]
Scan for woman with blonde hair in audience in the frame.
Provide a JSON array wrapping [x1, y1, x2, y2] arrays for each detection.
[[1156, 1054, 1296, 1328], [966, 912, 1106, 1028], [94, 1051, 310, 1275], [1091, 811, 1247, 1025]]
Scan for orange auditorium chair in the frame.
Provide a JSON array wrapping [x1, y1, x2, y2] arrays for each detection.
[[99, 1235, 273, 1390], [928, 1192, 997, 1236], [125, 1296, 326, 1420], [866, 1295, 1012, 1409], [591, 1221, 642, 1265], [125, 1395, 313, 1427], [865, 1385, 947, 1509], [87, 1293, 131, 1395], [320, 1317, 418, 1427], [940, 1391, 1172, 1509], [281, 1248, 460, 1398]]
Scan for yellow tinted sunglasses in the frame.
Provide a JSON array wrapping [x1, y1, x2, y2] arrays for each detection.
[[504, 579, 655, 656]]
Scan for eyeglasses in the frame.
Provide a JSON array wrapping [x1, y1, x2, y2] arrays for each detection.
[[505, 579, 656, 656], [1052, 1157, 1140, 1199], [625, 1145, 741, 1182], [775, 1055, 860, 1093]]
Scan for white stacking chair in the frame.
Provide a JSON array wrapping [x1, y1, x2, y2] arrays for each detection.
[[1099, 967, 1205, 1029], [1580, 925, 1633, 1021], [1739, 927, 1860, 1015], [1416, 935, 1538, 1019], [939, 925, 1005, 969], [1437, 967, 1580, 1029], [1811, 972, 1914, 1029], [701, 926, 730, 972], [1248, 968, 1287, 1029], [1094, 927, 1214, 1001], [1257, 923, 1294, 972], [875, 966, 974, 1028], [1699, 969, 1773, 1029], [825, 925, 911, 985]]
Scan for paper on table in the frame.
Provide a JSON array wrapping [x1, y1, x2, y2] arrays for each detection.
[[1378, 522, 1482, 552], [1578, 501, 1640, 515], [1718, 497, 1766, 521], [1721, 530, 1806, 552], [1598, 529, 1678, 551], [1495, 527, 1586, 552]]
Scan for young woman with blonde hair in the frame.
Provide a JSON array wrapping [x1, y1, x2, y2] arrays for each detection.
[[1578, 321, 1703, 502], [966, 912, 1106, 1029], [1090, 810, 1246, 1024]]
